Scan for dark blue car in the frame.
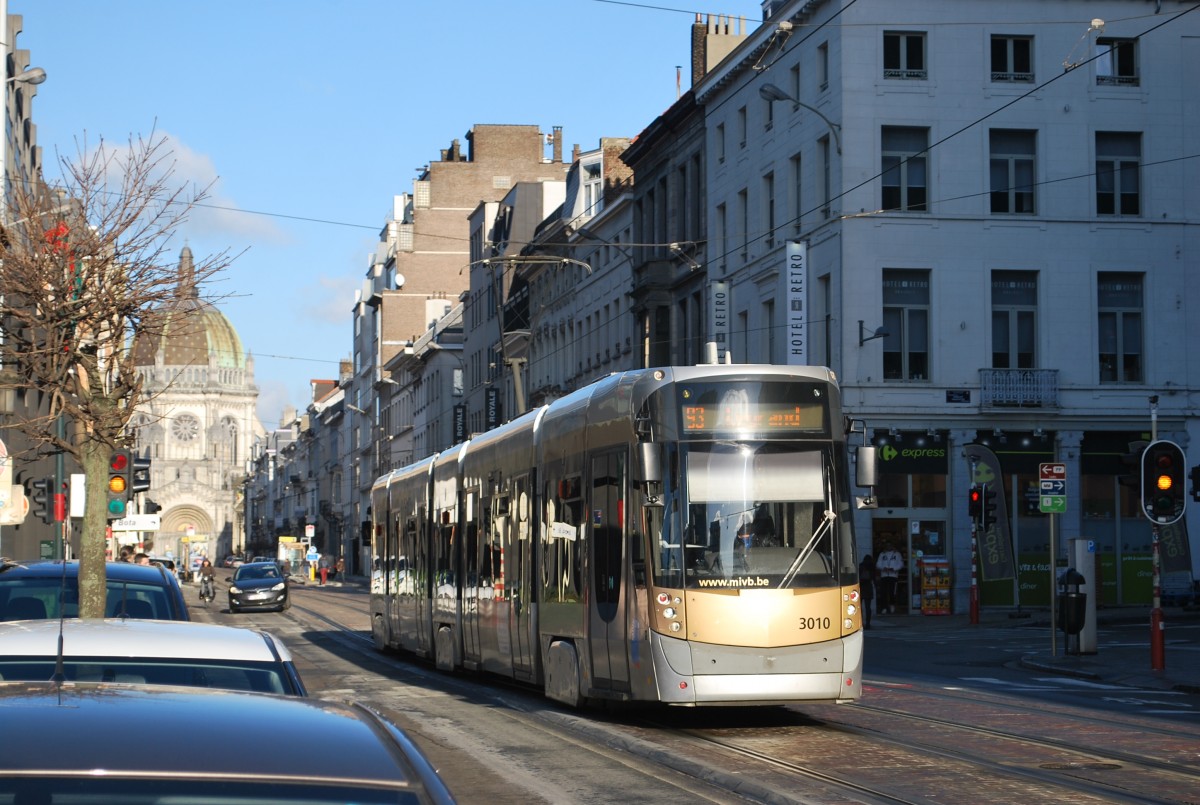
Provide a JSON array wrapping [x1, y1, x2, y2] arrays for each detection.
[[0, 560, 189, 621]]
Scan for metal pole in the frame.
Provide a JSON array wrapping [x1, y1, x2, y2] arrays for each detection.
[[1151, 524, 1165, 670], [969, 522, 979, 624], [1148, 396, 1163, 671], [1049, 504, 1057, 658]]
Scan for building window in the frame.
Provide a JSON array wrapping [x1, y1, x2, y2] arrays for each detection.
[[737, 106, 747, 149], [764, 95, 774, 131], [715, 203, 727, 269], [716, 123, 726, 164], [883, 31, 926, 80], [881, 127, 928, 212], [763, 172, 776, 247], [1098, 272, 1142, 383], [882, 269, 930, 381], [818, 41, 829, 90], [737, 188, 749, 260], [790, 153, 803, 236], [991, 35, 1033, 82], [989, 129, 1036, 214], [1096, 38, 1138, 86], [991, 271, 1037, 369], [1096, 132, 1141, 216], [819, 137, 831, 219]]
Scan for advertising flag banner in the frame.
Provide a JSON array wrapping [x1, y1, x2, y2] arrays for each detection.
[[964, 443, 1016, 580]]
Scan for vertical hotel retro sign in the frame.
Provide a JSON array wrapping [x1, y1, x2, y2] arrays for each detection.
[[708, 280, 729, 362], [786, 240, 807, 365]]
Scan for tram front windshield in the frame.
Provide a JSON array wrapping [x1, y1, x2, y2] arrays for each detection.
[[649, 443, 843, 590]]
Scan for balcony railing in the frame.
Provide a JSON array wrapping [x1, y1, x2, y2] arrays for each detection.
[[979, 368, 1058, 408]]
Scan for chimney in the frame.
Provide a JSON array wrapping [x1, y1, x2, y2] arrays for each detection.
[[552, 126, 563, 163]]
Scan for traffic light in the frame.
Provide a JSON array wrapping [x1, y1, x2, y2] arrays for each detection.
[[981, 483, 998, 530], [1190, 464, 1200, 503], [106, 451, 131, 519], [1141, 439, 1186, 525], [968, 485, 982, 520], [130, 455, 152, 494], [30, 477, 53, 525]]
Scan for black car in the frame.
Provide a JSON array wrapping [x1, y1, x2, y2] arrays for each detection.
[[228, 561, 289, 613], [0, 560, 189, 621], [0, 683, 456, 804]]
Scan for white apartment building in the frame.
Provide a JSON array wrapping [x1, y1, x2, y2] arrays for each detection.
[[699, 0, 1199, 611]]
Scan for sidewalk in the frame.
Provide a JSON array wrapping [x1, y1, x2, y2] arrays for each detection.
[[871, 604, 1200, 695]]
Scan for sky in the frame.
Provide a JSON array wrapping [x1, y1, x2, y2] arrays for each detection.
[[12, 0, 765, 430]]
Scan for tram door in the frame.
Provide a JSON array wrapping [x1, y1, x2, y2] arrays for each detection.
[[587, 451, 630, 691], [509, 475, 535, 678]]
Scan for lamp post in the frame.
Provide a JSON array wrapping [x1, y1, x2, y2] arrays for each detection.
[[758, 82, 842, 155]]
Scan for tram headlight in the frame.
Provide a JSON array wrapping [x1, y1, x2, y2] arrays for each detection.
[[846, 603, 857, 616], [663, 607, 677, 619], [670, 622, 682, 632], [844, 618, 854, 629]]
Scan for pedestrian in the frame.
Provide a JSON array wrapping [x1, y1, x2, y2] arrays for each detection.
[[858, 554, 876, 629], [133, 552, 150, 566], [876, 541, 904, 614], [334, 556, 345, 580], [281, 558, 292, 577], [318, 554, 329, 586]]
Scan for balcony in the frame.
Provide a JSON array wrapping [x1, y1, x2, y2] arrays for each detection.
[[979, 369, 1058, 408]]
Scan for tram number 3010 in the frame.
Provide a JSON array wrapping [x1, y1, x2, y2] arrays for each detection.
[[798, 617, 832, 630]]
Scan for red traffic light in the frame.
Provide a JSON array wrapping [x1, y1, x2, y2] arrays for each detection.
[[110, 452, 129, 473]]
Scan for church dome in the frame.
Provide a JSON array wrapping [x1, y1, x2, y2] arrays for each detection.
[[131, 246, 247, 370]]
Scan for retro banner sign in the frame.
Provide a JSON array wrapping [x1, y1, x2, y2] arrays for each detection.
[[964, 443, 1016, 581]]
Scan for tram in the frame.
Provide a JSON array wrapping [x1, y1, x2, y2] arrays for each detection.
[[369, 364, 877, 708]]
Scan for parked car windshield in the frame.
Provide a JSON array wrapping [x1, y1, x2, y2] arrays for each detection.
[[0, 579, 175, 620], [0, 657, 295, 694]]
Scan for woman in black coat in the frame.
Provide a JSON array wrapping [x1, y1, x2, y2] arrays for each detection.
[[859, 554, 876, 629]]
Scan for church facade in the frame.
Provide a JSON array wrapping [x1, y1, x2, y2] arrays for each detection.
[[128, 246, 264, 566]]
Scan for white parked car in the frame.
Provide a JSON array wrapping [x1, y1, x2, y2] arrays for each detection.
[[0, 618, 307, 695]]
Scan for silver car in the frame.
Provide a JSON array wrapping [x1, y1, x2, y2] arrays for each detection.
[[0, 682, 456, 803], [0, 618, 307, 695]]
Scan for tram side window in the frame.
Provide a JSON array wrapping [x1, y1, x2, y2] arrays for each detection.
[[543, 475, 583, 603], [463, 487, 477, 602], [436, 509, 456, 597]]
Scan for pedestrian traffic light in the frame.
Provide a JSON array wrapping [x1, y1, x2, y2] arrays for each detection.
[[981, 484, 998, 530], [30, 477, 53, 525], [1141, 440, 1186, 524], [107, 451, 131, 519], [130, 455, 152, 494], [968, 485, 982, 520]]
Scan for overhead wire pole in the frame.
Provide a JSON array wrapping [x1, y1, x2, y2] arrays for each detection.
[[475, 255, 591, 420]]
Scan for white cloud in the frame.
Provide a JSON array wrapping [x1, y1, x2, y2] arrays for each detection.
[[303, 274, 359, 326], [85, 129, 286, 245]]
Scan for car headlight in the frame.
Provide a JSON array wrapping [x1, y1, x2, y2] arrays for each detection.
[[272, 582, 286, 592], [229, 585, 242, 594]]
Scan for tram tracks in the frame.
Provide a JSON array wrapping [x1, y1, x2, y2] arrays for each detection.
[[254, 592, 1200, 804]]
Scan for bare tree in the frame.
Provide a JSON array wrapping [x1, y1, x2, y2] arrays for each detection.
[[0, 131, 232, 617]]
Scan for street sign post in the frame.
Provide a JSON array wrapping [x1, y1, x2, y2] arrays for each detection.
[[1039, 463, 1067, 514], [108, 514, 161, 532]]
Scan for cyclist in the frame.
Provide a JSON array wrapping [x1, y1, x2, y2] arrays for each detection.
[[198, 558, 216, 602]]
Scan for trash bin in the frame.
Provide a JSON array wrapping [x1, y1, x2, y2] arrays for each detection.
[[1057, 568, 1087, 637]]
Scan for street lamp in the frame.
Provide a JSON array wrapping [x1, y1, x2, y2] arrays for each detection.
[[758, 82, 842, 155], [6, 66, 46, 86], [858, 321, 889, 346]]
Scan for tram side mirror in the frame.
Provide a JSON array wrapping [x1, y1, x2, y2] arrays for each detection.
[[855, 445, 879, 510], [856, 445, 878, 488], [635, 442, 662, 485]]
